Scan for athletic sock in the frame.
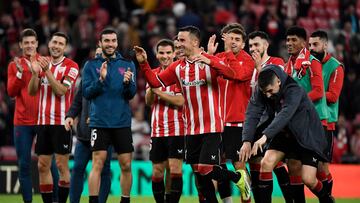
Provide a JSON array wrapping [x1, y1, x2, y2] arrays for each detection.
[[218, 163, 232, 200], [249, 163, 260, 203], [274, 163, 292, 203], [89, 195, 99, 203], [195, 172, 218, 203], [170, 173, 183, 203], [58, 180, 70, 203], [290, 175, 305, 203], [211, 165, 240, 183], [40, 184, 53, 203], [164, 193, 171, 203], [152, 176, 165, 203], [310, 181, 334, 203], [120, 196, 130, 203], [258, 172, 273, 203], [327, 173, 333, 195]]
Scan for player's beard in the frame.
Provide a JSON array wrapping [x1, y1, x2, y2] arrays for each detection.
[[102, 47, 116, 58], [310, 50, 325, 62]]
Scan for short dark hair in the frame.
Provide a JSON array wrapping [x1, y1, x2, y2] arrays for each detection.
[[286, 26, 307, 41], [221, 23, 245, 35], [310, 30, 328, 42], [51, 32, 69, 44], [227, 28, 246, 41], [178, 26, 201, 42], [258, 68, 278, 90], [156, 39, 174, 52], [20, 28, 37, 42], [99, 28, 118, 41], [248, 31, 269, 41]]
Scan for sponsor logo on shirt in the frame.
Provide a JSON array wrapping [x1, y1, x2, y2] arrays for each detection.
[[181, 79, 206, 87]]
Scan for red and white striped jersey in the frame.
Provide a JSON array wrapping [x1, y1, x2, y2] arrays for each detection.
[[150, 67, 185, 137], [216, 50, 255, 124], [250, 56, 285, 95], [146, 59, 225, 135], [37, 57, 79, 125]]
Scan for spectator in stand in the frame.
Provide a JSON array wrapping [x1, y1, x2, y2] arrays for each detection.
[[350, 124, 360, 160]]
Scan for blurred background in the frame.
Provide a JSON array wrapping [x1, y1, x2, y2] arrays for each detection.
[[0, 0, 360, 198]]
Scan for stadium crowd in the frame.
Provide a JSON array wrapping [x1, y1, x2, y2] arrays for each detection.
[[1, 0, 360, 165]]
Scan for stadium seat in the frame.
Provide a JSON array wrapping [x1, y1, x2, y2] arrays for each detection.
[[0, 146, 17, 161], [298, 17, 316, 34], [315, 17, 330, 29]]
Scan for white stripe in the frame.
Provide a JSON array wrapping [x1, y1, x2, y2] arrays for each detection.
[[175, 65, 187, 135], [205, 65, 216, 132], [150, 105, 155, 137], [225, 122, 243, 127], [37, 87, 42, 125], [217, 82, 222, 123], [155, 101, 160, 137], [185, 62, 195, 135], [223, 80, 229, 121], [50, 64, 60, 125], [61, 94, 65, 125], [41, 84, 47, 125], [250, 69, 257, 98], [195, 63, 204, 134], [163, 86, 170, 137], [333, 69, 338, 83], [174, 108, 179, 136]]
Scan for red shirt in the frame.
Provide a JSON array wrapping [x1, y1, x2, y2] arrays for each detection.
[[322, 54, 344, 130], [7, 56, 39, 125], [150, 67, 185, 137], [38, 57, 79, 125], [140, 53, 238, 135], [217, 50, 255, 124]]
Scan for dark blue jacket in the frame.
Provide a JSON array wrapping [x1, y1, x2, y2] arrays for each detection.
[[82, 52, 136, 128]]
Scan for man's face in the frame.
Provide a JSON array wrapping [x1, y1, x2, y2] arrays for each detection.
[[286, 35, 305, 56], [261, 78, 281, 99], [249, 36, 268, 58], [156, 45, 175, 67], [48, 36, 66, 59], [177, 31, 196, 57], [309, 36, 327, 61], [99, 33, 118, 57], [174, 40, 185, 60], [226, 32, 244, 55], [19, 36, 38, 57]]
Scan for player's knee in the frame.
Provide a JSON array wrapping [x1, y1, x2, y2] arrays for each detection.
[[169, 162, 182, 174], [38, 160, 50, 174], [260, 157, 275, 172], [302, 174, 317, 188], [120, 161, 131, 173], [92, 159, 105, 172]]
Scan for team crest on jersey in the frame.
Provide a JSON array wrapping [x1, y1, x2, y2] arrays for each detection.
[[58, 65, 66, 74], [68, 67, 79, 80], [118, 67, 125, 75], [41, 77, 49, 85], [181, 79, 206, 86]]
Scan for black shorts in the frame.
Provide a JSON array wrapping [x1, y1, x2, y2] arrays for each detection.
[[150, 136, 185, 163], [90, 127, 134, 154], [222, 126, 243, 161], [35, 125, 72, 155], [324, 128, 334, 162], [185, 133, 221, 165], [269, 132, 321, 167]]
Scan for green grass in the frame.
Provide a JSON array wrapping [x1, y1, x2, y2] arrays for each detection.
[[1, 195, 359, 203]]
